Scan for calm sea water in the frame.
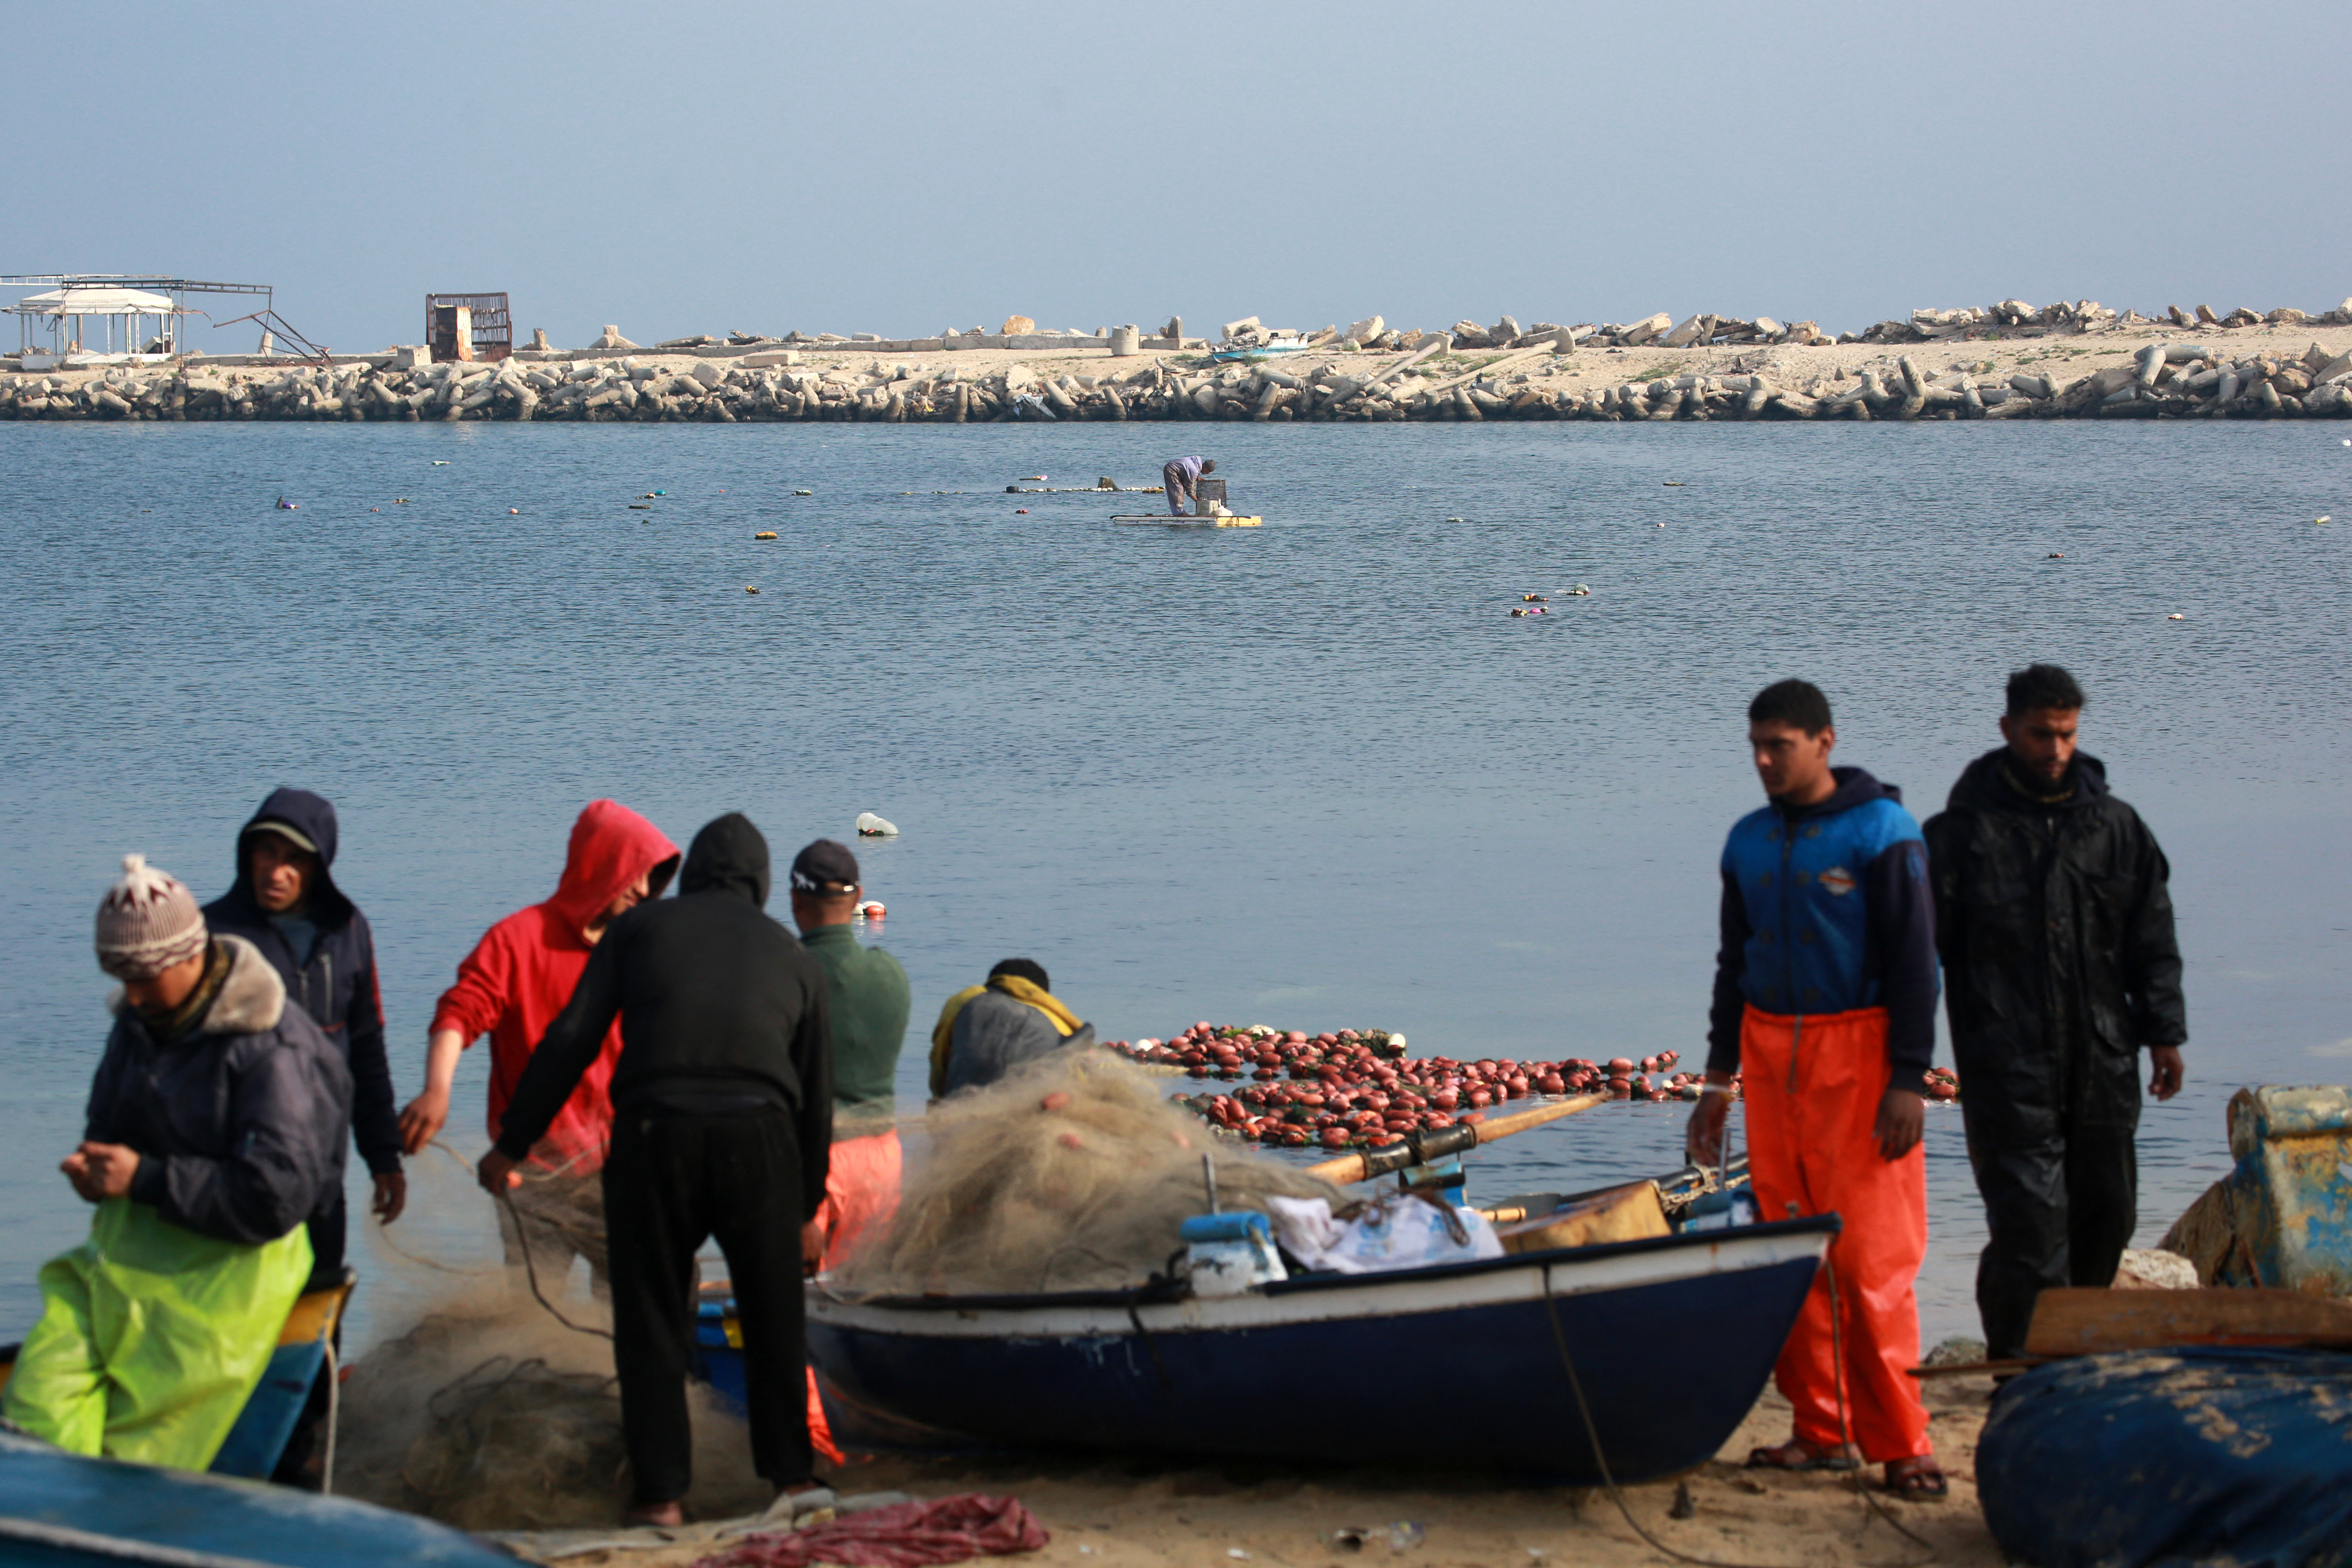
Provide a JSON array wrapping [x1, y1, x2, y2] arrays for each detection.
[[3, 417, 2348, 1352]]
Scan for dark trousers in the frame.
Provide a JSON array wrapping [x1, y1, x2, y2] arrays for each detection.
[[605, 1107, 808, 1505], [1965, 1108, 2138, 1359], [305, 1192, 347, 1290]]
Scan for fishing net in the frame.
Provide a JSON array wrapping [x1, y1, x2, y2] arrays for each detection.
[[834, 1050, 1345, 1295], [339, 1146, 765, 1529]]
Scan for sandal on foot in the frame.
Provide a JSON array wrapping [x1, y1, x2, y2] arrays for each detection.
[[622, 1501, 686, 1529], [1882, 1460, 1949, 1501], [1746, 1439, 1860, 1472]]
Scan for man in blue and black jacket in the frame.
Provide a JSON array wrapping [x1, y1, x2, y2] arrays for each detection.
[[202, 787, 407, 1487], [204, 787, 406, 1275], [1685, 679, 1945, 1500]]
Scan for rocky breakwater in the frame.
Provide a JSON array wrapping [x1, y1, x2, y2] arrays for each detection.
[[1592, 337, 2352, 423], [5, 295, 2348, 426]]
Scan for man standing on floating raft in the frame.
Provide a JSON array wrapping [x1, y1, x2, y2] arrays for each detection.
[[1687, 679, 1947, 1500], [1162, 454, 1215, 517]]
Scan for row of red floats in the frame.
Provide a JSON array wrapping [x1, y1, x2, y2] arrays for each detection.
[[1110, 1025, 1962, 1151], [1107, 1023, 1712, 1151]]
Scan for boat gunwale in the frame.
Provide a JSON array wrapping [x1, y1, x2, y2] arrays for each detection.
[[812, 1213, 1838, 1317]]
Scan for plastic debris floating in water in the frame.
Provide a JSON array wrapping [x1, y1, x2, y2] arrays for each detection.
[[432, 460, 450, 466], [855, 812, 899, 838], [794, 489, 813, 496], [858, 901, 886, 920], [2168, 612, 2185, 620], [753, 531, 778, 540], [745, 586, 760, 594]]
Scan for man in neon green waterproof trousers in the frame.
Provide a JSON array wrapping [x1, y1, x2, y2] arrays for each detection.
[[2, 855, 351, 1470]]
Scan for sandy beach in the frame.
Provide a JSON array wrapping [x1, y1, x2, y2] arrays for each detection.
[[468, 1374, 2007, 1568]]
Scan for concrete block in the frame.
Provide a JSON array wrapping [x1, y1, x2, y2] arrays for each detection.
[[1618, 313, 1672, 346], [1660, 314, 1709, 348]]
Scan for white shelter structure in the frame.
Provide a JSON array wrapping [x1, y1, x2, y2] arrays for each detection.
[[8, 285, 190, 366]]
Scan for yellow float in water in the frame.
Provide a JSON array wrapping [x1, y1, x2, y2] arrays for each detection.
[[754, 531, 778, 540]]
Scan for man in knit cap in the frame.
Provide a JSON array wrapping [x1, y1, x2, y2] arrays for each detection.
[[1, 856, 349, 1472]]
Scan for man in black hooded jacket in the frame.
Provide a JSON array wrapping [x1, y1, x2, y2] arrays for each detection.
[[202, 787, 406, 1273], [483, 813, 832, 1525], [1924, 664, 2186, 1359]]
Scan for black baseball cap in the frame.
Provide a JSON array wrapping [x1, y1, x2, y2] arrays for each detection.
[[789, 839, 861, 894]]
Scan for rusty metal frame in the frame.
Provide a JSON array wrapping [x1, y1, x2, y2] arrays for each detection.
[[212, 308, 333, 366], [425, 292, 512, 362]]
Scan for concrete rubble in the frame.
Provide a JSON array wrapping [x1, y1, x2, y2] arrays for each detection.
[[6, 298, 2350, 425]]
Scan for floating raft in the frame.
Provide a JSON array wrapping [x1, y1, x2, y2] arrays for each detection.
[[1110, 514, 1263, 528]]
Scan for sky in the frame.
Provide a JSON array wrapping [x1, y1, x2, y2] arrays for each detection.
[[13, 0, 2349, 354]]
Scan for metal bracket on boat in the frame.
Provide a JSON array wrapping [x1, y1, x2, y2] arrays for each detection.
[[1397, 1154, 1466, 1207], [1356, 1123, 1479, 1181]]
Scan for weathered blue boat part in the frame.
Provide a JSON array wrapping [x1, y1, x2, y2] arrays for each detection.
[[210, 1273, 353, 1481], [0, 1273, 354, 1484], [1977, 1346, 2352, 1568], [803, 1218, 1834, 1484], [692, 1300, 965, 1454], [0, 1426, 514, 1566], [2221, 1086, 2352, 1293]]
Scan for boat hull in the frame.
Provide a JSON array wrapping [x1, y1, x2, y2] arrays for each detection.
[[0, 1429, 512, 1567], [807, 1218, 1832, 1483]]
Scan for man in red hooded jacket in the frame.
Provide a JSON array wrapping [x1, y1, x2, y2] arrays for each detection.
[[399, 800, 679, 1287]]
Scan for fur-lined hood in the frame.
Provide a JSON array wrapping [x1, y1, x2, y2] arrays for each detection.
[[107, 934, 286, 1034]]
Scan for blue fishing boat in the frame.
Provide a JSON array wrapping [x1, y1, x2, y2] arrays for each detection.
[[0, 1426, 513, 1567], [799, 1215, 1833, 1483], [0, 1267, 513, 1566]]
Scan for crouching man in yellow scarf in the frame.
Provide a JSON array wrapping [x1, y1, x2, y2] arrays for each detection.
[[929, 959, 1094, 1099], [2, 856, 349, 1470]]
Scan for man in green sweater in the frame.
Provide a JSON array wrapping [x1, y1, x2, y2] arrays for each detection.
[[786, 840, 910, 1269]]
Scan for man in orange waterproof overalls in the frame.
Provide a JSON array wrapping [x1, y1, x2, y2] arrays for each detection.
[[1685, 679, 1946, 1500]]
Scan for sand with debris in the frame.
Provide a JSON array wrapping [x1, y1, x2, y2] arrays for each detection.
[[487, 1372, 2004, 1568]]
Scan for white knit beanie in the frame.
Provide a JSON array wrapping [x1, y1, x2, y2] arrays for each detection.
[[94, 853, 207, 980]]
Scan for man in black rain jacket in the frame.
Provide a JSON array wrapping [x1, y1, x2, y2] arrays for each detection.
[[484, 813, 832, 1525], [1924, 665, 2186, 1359]]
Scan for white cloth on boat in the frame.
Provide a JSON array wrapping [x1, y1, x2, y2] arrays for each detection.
[[1265, 1192, 1503, 1275]]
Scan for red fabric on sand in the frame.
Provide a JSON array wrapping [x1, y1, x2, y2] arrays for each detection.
[[430, 800, 678, 1171], [805, 1128, 904, 1465], [1739, 1003, 1932, 1463], [694, 1494, 1049, 1568]]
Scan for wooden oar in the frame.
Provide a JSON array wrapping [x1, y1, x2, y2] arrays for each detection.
[[1304, 1093, 1609, 1185]]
